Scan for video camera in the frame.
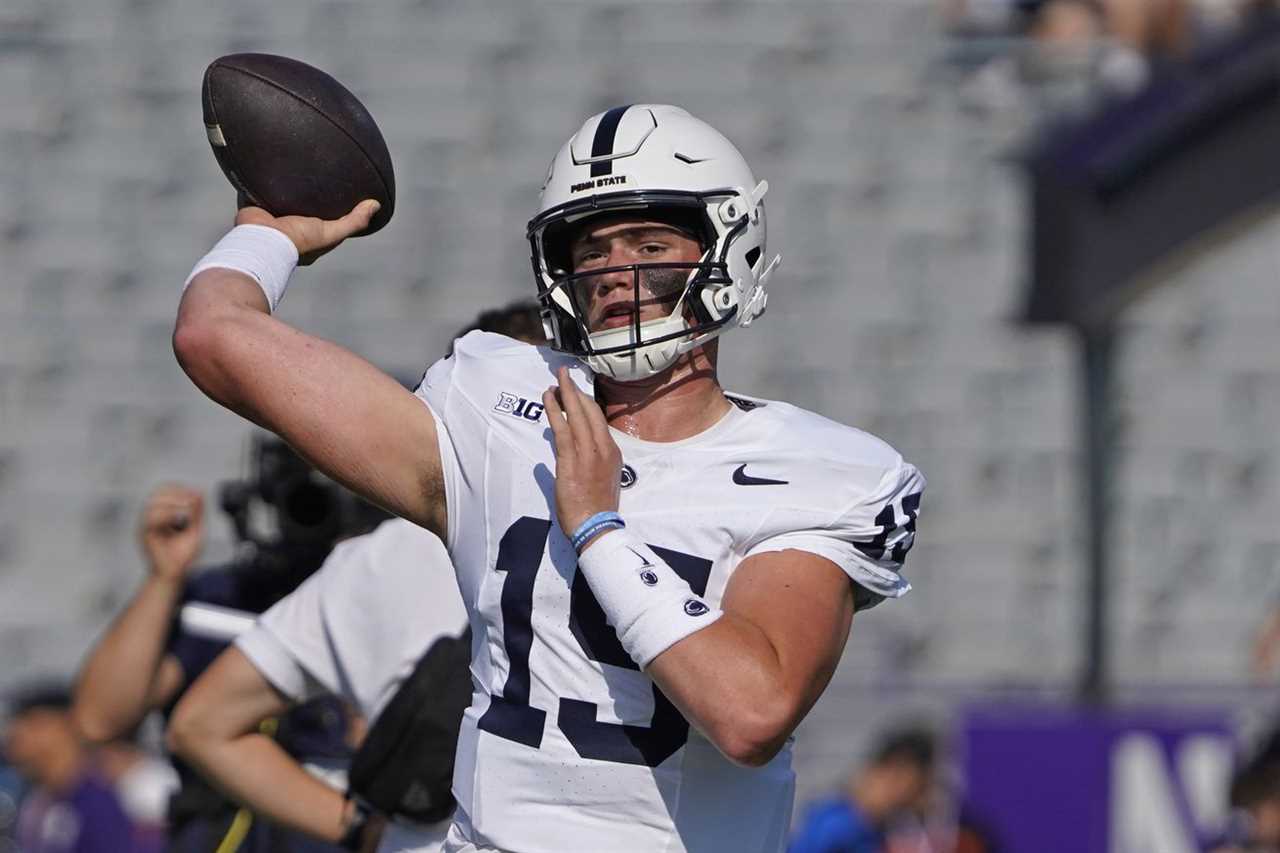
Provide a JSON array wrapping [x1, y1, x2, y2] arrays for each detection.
[[217, 434, 390, 576]]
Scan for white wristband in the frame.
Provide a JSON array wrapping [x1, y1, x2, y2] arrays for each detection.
[[184, 224, 300, 312], [575, 529, 723, 668]]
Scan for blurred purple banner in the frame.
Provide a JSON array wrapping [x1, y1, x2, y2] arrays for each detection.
[[962, 705, 1233, 853]]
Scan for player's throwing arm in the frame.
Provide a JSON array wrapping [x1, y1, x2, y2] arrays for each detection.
[[176, 55, 447, 538], [174, 204, 447, 540]]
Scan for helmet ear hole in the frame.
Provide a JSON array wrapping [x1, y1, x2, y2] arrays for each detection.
[[745, 247, 761, 268], [692, 280, 736, 324], [686, 279, 716, 325]]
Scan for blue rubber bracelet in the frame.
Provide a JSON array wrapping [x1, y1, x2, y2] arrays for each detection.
[[573, 520, 624, 552], [571, 511, 625, 551]]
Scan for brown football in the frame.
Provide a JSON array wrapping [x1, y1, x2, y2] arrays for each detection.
[[201, 53, 395, 235]]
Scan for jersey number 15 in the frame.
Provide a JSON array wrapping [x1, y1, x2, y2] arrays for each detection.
[[477, 516, 712, 768]]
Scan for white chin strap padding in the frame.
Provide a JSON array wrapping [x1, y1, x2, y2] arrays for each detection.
[[586, 320, 686, 381]]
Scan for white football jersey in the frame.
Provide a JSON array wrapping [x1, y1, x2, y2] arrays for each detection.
[[238, 518, 466, 722], [237, 518, 466, 853], [416, 332, 924, 853]]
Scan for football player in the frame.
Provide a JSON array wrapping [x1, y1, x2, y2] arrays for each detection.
[[169, 518, 463, 852], [173, 104, 924, 853]]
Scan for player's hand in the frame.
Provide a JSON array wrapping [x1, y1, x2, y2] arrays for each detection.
[[138, 484, 205, 582], [235, 199, 380, 266], [543, 365, 622, 537]]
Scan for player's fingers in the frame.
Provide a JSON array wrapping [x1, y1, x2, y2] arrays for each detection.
[[186, 492, 205, 524], [168, 495, 205, 534], [542, 387, 573, 456], [324, 199, 381, 243], [564, 377, 613, 460], [145, 495, 195, 516], [151, 483, 196, 499], [573, 379, 612, 448], [234, 206, 275, 227], [144, 487, 198, 519], [146, 498, 195, 516], [144, 503, 194, 534], [556, 366, 595, 452]]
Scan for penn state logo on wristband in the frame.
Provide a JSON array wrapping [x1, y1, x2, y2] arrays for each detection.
[[684, 599, 710, 617]]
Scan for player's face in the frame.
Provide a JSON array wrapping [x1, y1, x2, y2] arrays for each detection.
[[2, 710, 63, 776], [568, 220, 703, 333]]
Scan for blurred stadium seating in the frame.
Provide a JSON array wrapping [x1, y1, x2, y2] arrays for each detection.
[[2, 0, 1279, 837]]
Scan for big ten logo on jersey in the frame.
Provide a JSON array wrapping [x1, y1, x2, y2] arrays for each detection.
[[494, 392, 544, 422]]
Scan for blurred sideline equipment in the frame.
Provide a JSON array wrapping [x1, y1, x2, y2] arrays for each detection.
[[346, 629, 472, 828], [180, 432, 391, 644], [221, 433, 390, 575], [72, 438, 386, 852]]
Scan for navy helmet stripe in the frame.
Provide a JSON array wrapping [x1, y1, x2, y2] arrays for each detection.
[[590, 105, 632, 177]]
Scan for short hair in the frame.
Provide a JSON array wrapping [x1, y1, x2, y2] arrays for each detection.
[[1231, 726, 1280, 809], [1231, 759, 1280, 809], [5, 681, 72, 719], [449, 300, 544, 354], [869, 726, 937, 771]]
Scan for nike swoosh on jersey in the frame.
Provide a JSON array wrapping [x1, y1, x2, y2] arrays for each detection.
[[732, 464, 789, 486]]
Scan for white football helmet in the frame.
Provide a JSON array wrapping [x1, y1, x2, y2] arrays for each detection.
[[527, 104, 780, 381]]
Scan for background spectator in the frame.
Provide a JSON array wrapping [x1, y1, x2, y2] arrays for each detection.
[[1210, 737, 1280, 852], [95, 741, 178, 849], [789, 727, 938, 853], [943, 0, 1280, 98], [2, 683, 143, 853]]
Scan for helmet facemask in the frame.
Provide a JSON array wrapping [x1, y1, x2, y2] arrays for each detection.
[[548, 259, 730, 379], [530, 187, 775, 381]]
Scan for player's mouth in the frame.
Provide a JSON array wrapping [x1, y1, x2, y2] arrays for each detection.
[[596, 302, 640, 330]]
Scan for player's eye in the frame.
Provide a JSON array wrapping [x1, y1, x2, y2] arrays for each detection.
[[573, 250, 608, 270]]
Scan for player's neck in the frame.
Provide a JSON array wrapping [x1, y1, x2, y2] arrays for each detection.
[[595, 344, 731, 442]]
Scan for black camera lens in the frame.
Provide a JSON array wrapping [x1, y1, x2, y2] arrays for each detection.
[[218, 481, 253, 516], [279, 481, 335, 531]]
